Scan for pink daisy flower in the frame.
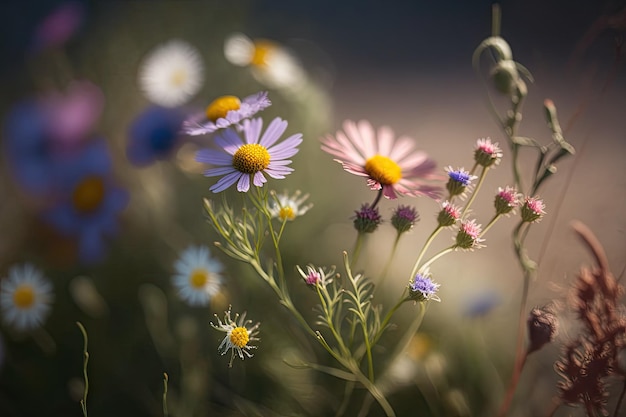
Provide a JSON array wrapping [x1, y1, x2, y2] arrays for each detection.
[[455, 219, 485, 250], [320, 120, 441, 199], [196, 117, 302, 193], [521, 196, 546, 223]]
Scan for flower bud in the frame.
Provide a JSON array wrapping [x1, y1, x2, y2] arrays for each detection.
[[521, 196, 545, 223], [494, 186, 520, 215], [391, 205, 419, 234], [490, 59, 520, 95], [455, 219, 485, 250], [437, 201, 460, 227], [474, 138, 502, 168], [445, 167, 476, 199], [353, 204, 381, 233], [527, 306, 558, 353]]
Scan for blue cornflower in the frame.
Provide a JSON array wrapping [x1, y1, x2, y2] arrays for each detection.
[[127, 106, 186, 166], [42, 139, 129, 264], [445, 166, 477, 199], [409, 269, 441, 302]]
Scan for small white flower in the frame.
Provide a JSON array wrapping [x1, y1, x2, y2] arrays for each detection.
[[224, 32, 255, 66], [172, 246, 223, 306], [211, 307, 260, 367], [1, 264, 54, 330], [139, 40, 204, 107], [269, 190, 313, 221]]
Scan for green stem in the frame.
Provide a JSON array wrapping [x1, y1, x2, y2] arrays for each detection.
[[409, 226, 443, 280], [480, 214, 502, 237], [492, 4, 501, 37], [162, 373, 169, 417], [379, 233, 402, 285], [420, 246, 456, 271], [373, 290, 409, 345], [461, 166, 489, 219], [76, 322, 89, 417], [351, 233, 365, 268]]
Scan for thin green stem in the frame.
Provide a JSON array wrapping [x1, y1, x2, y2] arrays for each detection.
[[461, 166, 489, 219], [76, 322, 89, 417], [492, 4, 501, 37], [351, 233, 365, 268], [480, 214, 502, 237], [421, 246, 456, 271], [409, 226, 443, 280], [162, 373, 169, 417], [336, 381, 356, 417], [373, 290, 409, 345], [379, 233, 402, 286]]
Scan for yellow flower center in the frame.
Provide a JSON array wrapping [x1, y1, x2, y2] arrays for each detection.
[[13, 284, 35, 309], [364, 155, 402, 185], [251, 40, 276, 67], [72, 176, 105, 213], [232, 144, 270, 174], [230, 326, 249, 348], [205, 95, 241, 122], [279, 206, 295, 221], [189, 269, 208, 289], [169, 68, 188, 87]]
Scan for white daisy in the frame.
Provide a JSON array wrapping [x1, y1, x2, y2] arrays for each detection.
[[172, 245, 223, 306], [269, 190, 313, 221], [211, 306, 260, 367], [139, 40, 204, 107], [0, 264, 54, 330]]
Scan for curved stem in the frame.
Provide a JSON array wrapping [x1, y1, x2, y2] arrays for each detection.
[[461, 166, 489, 219], [351, 233, 365, 268], [374, 290, 409, 345], [480, 214, 502, 237], [496, 349, 528, 417], [409, 226, 443, 280], [370, 189, 384, 210], [421, 246, 456, 271]]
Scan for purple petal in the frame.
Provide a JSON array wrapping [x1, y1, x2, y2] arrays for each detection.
[[237, 174, 251, 192], [259, 117, 287, 148], [196, 149, 232, 165], [210, 171, 241, 192]]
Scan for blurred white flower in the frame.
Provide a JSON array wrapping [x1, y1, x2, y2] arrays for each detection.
[[139, 40, 204, 107], [172, 245, 223, 306], [0, 264, 54, 330]]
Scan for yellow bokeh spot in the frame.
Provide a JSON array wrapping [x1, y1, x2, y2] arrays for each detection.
[[232, 144, 270, 174], [230, 326, 249, 348], [279, 206, 295, 221], [72, 176, 105, 213], [189, 269, 208, 289], [364, 155, 402, 185], [251, 40, 277, 67], [13, 284, 35, 309], [205, 95, 241, 121]]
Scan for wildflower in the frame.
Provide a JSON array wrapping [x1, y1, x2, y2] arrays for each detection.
[[321, 120, 441, 199], [521, 196, 546, 223], [269, 190, 312, 221], [196, 117, 302, 193], [455, 219, 485, 250], [527, 306, 558, 353], [463, 290, 501, 317], [437, 201, 461, 227], [42, 140, 129, 264], [139, 40, 204, 107], [127, 106, 186, 166], [211, 307, 260, 367], [408, 269, 441, 302], [172, 245, 223, 307], [494, 186, 521, 216], [353, 204, 382, 233], [474, 138, 502, 167], [0, 264, 54, 330], [296, 264, 335, 287], [445, 166, 476, 199], [391, 205, 419, 234], [182, 92, 271, 136], [224, 33, 306, 92]]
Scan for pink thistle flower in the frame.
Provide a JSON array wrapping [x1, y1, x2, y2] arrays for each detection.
[[494, 186, 521, 215], [455, 219, 485, 250], [474, 138, 503, 167], [521, 196, 546, 223], [320, 120, 441, 200], [437, 201, 461, 227]]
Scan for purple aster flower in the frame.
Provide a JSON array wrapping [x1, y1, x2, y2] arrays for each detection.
[[182, 92, 271, 136], [445, 166, 477, 198], [474, 138, 503, 167], [437, 201, 461, 227], [196, 117, 302, 193], [521, 196, 546, 223], [409, 269, 441, 302], [42, 140, 129, 264], [321, 120, 442, 200], [353, 203, 382, 233], [494, 186, 521, 216], [391, 205, 419, 234], [127, 106, 186, 166], [455, 219, 485, 250]]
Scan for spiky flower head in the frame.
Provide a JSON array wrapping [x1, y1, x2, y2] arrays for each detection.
[[521, 196, 546, 223], [445, 166, 477, 199], [527, 306, 558, 353], [474, 138, 503, 167], [211, 306, 260, 367], [296, 264, 335, 287], [408, 269, 441, 302], [494, 186, 521, 216], [269, 190, 312, 221], [437, 201, 461, 227], [353, 203, 382, 233], [391, 205, 419, 234], [455, 219, 485, 250]]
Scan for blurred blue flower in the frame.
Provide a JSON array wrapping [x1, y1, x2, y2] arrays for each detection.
[[463, 290, 501, 317], [127, 106, 186, 166], [43, 139, 129, 264]]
